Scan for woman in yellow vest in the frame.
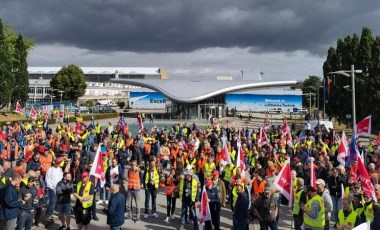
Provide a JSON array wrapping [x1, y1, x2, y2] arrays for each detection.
[[337, 197, 361, 230], [301, 185, 325, 229], [73, 172, 95, 230], [178, 171, 199, 230]]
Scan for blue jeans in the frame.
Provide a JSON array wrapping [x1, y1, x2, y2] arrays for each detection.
[[17, 210, 33, 230], [331, 195, 341, 223], [110, 226, 121, 230], [233, 218, 247, 230], [144, 189, 157, 214], [180, 199, 197, 227], [46, 187, 57, 217]]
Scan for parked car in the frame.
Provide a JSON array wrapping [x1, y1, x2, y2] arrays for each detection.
[[119, 108, 130, 116], [290, 108, 308, 115], [266, 108, 283, 114], [79, 106, 90, 113], [66, 106, 79, 113]]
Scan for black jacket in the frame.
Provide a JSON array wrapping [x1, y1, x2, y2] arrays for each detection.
[[0, 183, 22, 220], [103, 192, 126, 227], [234, 193, 249, 224]]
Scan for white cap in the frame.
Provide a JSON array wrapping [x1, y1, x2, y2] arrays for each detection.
[[185, 165, 193, 171]]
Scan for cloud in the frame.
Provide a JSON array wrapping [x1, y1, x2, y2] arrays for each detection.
[[2, 0, 380, 81], [2, 0, 380, 55]]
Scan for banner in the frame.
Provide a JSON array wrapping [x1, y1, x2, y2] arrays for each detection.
[[236, 130, 245, 173], [357, 155, 376, 201], [310, 158, 316, 189], [273, 160, 292, 207], [258, 127, 269, 146], [356, 115, 371, 137], [198, 185, 211, 229], [30, 107, 37, 120], [15, 101, 23, 113], [90, 143, 106, 188], [219, 136, 232, 171], [337, 131, 348, 166]]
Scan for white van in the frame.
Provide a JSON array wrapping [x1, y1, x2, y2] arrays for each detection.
[[266, 108, 283, 114]]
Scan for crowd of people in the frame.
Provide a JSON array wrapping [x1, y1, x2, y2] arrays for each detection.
[[0, 115, 380, 230]]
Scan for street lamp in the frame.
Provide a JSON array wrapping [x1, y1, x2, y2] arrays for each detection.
[[301, 92, 314, 114], [328, 65, 362, 130]]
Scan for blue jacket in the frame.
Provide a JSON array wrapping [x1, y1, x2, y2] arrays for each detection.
[[103, 192, 125, 227], [233, 193, 249, 224], [0, 183, 22, 220]]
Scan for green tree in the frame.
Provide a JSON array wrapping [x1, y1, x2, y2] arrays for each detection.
[[301, 76, 322, 113], [12, 34, 29, 106], [50, 65, 87, 100], [0, 19, 13, 109]]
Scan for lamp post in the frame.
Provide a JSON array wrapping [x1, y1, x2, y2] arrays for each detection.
[[328, 64, 362, 130], [301, 92, 314, 114]]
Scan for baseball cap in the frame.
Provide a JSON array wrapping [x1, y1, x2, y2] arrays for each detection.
[[55, 158, 63, 164], [81, 172, 89, 178], [212, 170, 220, 176], [185, 165, 193, 171], [353, 182, 361, 188], [28, 177, 36, 182], [363, 190, 372, 197], [316, 179, 325, 187]]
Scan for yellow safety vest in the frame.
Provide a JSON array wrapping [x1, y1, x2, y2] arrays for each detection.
[[179, 178, 198, 202], [223, 164, 235, 182], [204, 162, 215, 178], [338, 209, 358, 230], [354, 205, 364, 217], [364, 202, 378, 222], [95, 125, 101, 134], [293, 190, 305, 215], [304, 195, 325, 228], [144, 168, 159, 189], [76, 181, 93, 208]]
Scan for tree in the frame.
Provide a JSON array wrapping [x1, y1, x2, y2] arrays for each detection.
[[0, 19, 13, 109], [12, 34, 29, 105], [50, 65, 87, 100], [322, 26, 380, 129]]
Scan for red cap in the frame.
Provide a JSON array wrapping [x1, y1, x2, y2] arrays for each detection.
[[15, 169, 26, 177], [363, 190, 372, 197], [212, 170, 220, 176], [81, 172, 89, 178], [55, 157, 63, 164], [39, 145, 45, 153], [206, 179, 213, 186]]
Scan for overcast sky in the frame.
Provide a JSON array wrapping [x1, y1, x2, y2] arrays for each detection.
[[1, 0, 380, 81]]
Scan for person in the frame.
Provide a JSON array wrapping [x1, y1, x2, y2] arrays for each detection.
[[56, 172, 74, 230], [363, 190, 380, 228], [253, 187, 278, 230], [44, 157, 64, 221], [205, 178, 220, 230], [164, 168, 179, 223], [17, 176, 37, 230], [336, 197, 361, 230], [212, 170, 226, 208], [179, 170, 199, 230], [73, 172, 95, 230], [316, 179, 333, 230], [0, 173, 28, 230], [126, 160, 141, 223], [102, 183, 126, 230], [326, 167, 344, 224], [301, 185, 325, 230], [233, 184, 249, 230], [105, 158, 123, 203], [143, 160, 160, 219], [293, 178, 307, 230]]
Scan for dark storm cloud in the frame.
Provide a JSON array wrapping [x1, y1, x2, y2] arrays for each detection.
[[1, 0, 380, 55]]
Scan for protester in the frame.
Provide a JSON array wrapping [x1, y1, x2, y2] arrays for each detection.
[[73, 172, 95, 230], [178, 170, 199, 230], [301, 185, 325, 230], [17, 176, 37, 230], [205, 178, 221, 230], [45, 157, 64, 221], [316, 179, 333, 230], [253, 187, 278, 230], [293, 178, 307, 230], [233, 184, 249, 230], [336, 197, 361, 230], [102, 183, 126, 230], [0, 173, 27, 230], [56, 172, 74, 230], [164, 168, 179, 223], [143, 160, 160, 219], [126, 160, 141, 223]]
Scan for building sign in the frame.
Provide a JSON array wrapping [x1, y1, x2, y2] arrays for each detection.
[[130, 92, 167, 109], [225, 93, 302, 112]]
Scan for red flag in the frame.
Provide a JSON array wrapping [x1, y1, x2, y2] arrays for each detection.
[[30, 107, 37, 120], [15, 101, 23, 113], [138, 115, 144, 132], [310, 158, 316, 189], [219, 137, 232, 169], [357, 156, 376, 201], [356, 115, 371, 137], [236, 130, 245, 172], [281, 120, 288, 136], [90, 144, 106, 187], [258, 127, 269, 146], [337, 131, 348, 166], [273, 160, 292, 206], [198, 185, 211, 229], [376, 132, 380, 146]]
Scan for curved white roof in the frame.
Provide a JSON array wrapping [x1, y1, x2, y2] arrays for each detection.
[[28, 67, 160, 75], [111, 79, 301, 103]]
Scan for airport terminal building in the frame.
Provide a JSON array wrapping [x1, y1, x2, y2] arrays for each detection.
[[28, 67, 302, 118]]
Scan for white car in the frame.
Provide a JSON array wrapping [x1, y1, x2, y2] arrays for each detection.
[[266, 108, 283, 114], [290, 108, 308, 115]]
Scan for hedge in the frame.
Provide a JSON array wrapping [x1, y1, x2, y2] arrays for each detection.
[[0, 113, 119, 126]]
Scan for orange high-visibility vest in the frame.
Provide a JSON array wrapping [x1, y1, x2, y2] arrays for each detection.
[[127, 170, 141, 190]]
